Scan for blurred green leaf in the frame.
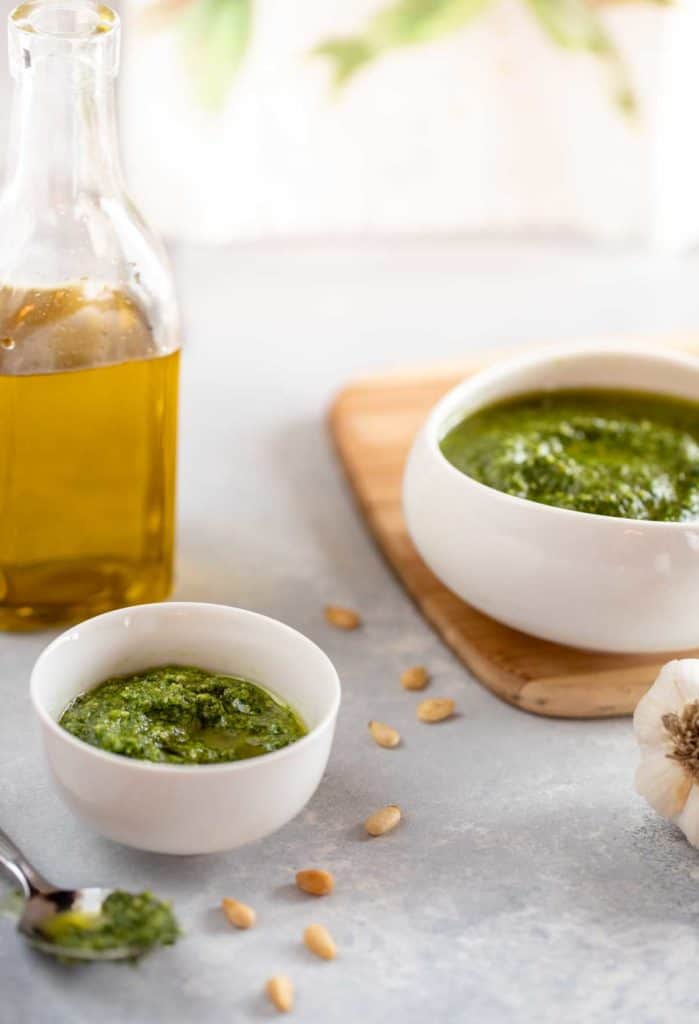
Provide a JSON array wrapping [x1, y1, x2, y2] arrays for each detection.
[[523, 0, 634, 112], [153, 0, 670, 111], [179, 0, 253, 108], [524, 0, 612, 53], [313, 38, 377, 89], [313, 0, 493, 88], [371, 0, 495, 44], [313, 0, 670, 113]]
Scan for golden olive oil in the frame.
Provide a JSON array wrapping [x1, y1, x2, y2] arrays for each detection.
[[0, 284, 179, 629]]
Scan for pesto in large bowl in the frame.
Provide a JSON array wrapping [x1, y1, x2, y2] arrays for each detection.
[[439, 388, 699, 522], [59, 665, 307, 765]]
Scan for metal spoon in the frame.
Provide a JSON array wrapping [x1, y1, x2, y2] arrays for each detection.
[[0, 827, 142, 960]]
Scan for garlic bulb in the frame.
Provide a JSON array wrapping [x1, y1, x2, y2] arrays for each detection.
[[634, 659, 699, 846]]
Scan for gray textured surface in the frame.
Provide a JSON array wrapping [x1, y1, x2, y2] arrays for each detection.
[[3, 239, 699, 1023]]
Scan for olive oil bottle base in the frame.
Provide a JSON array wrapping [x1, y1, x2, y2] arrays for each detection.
[[0, 560, 172, 631], [0, 342, 179, 629]]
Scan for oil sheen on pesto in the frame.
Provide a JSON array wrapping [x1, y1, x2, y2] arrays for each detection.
[[59, 665, 307, 764], [440, 389, 699, 522]]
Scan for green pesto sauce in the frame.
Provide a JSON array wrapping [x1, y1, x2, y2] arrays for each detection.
[[59, 665, 307, 764], [439, 389, 699, 522], [39, 890, 179, 956]]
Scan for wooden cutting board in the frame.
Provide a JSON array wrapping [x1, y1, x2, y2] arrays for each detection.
[[329, 347, 699, 719]]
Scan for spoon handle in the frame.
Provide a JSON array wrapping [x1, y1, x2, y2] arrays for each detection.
[[0, 828, 54, 898]]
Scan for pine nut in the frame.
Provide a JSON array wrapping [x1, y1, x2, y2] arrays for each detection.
[[368, 720, 400, 749], [417, 697, 454, 723], [303, 923, 337, 960], [266, 975, 293, 1013], [295, 868, 334, 896], [365, 804, 402, 836], [221, 897, 255, 929], [401, 665, 429, 690], [324, 605, 361, 630]]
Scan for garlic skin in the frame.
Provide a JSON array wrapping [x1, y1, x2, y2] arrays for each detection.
[[634, 659, 699, 846]]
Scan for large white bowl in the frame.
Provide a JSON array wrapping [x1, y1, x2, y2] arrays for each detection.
[[31, 603, 341, 854], [403, 343, 699, 654]]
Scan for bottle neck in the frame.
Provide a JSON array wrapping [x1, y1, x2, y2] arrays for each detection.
[[5, 52, 123, 205]]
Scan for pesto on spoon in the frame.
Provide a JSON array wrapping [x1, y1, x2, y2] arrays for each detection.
[[0, 828, 178, 961]]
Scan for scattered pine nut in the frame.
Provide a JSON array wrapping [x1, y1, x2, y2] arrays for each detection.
[[296, 868, 335, 896], [324, 605, 361, 630], [221, 897, 256, 930], [417, 697, 454, 723], [368, 720, 400, 749], [303, 923, 337, 961], [266, 975, 293, 1013], [401, 665, 429, 690], [365, 804, 402, 837]]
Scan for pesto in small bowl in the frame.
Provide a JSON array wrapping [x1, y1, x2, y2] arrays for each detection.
[[59, 665, 307, 765], [440, 388, 699, 522]]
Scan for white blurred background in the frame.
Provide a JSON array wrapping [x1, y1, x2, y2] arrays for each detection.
[[116, 0, 698, 247], [1, 0, 696, 249]]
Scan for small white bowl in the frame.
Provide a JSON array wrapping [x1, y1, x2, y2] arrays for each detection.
[[31, 603, 341, 855], [403, 343, 699, 654]]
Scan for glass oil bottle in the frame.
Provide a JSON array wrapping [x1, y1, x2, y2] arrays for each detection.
[[0, 2, 180, 628]]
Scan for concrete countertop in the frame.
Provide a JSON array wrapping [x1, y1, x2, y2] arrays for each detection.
[[3, 239, 699, 1023]]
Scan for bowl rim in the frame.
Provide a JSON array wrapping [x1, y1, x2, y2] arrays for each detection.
[[30, 602, 342, 775], [423, 340, 699, 531]]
